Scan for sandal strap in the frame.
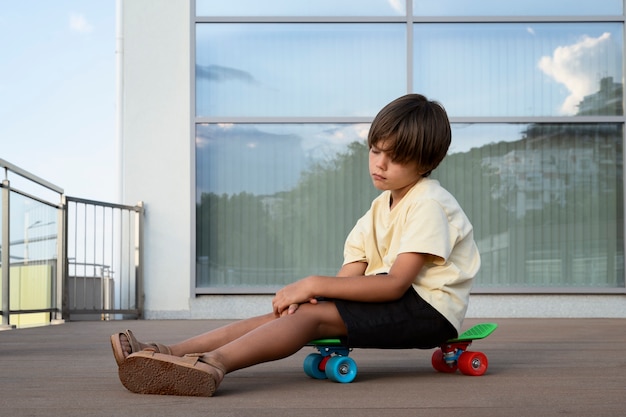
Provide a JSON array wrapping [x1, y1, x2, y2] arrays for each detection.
[[147, 342, 172, 355], [124, 329, 142, 353], [185, 353, 226, 376]]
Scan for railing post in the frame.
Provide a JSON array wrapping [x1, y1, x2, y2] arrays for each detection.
[[51, 194, 67, 324], [135, 201, 144, 318], [1, 179, 15, 330]]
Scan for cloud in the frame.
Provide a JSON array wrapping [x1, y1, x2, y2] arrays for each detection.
[[69, 13, 94, 34], [538, 32, 612, 115]]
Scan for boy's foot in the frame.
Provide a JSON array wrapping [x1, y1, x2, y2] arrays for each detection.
[[118, 351, 224, 397], [110, 330, 172, 366]]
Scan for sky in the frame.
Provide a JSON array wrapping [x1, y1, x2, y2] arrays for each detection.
[[0, 1, 116, 202]]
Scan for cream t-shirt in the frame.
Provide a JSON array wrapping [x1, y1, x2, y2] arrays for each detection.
[[343, 178, 480, 333]]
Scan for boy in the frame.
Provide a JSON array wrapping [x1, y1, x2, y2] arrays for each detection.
[[111, 93, 480, 396]]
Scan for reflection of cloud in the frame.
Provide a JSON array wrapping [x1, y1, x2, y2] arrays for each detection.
[[69, 13, 93, 34], [196, 64, 258, 84], [387, 0, 404, 14], [538, 32, 612, 115], [300, 124, 369, 162]]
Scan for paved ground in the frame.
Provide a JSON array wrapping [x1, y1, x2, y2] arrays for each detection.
[[0, 318, 624, 417]]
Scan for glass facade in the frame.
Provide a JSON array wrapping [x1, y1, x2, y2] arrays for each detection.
[[194, 1, 625, 293]]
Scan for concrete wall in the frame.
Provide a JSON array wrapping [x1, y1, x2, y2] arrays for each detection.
[[120, 0, 192, 316]]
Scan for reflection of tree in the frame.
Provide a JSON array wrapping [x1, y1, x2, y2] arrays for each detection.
[[277, 142, 377, 272], [196, 192, 286, 279], [196, 141, 379, 286]]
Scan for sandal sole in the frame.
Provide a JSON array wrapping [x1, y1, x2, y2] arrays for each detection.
[[118, 352, 217, 397]]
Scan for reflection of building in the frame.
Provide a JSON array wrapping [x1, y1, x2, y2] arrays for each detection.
[[578, 76, 623, 116], [484, 77, 623, 218]]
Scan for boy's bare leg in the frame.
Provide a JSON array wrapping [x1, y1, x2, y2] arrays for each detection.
[[202, 301, 347, 374], [167, 313, 277, 356], [119, 313, 277, 359]]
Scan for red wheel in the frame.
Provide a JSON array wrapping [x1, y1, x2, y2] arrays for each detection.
[[431, 349, 457, 373], [458, 351, 488, 376]]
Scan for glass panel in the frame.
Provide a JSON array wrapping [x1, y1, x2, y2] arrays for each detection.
[[196, 23, 406, 117], [414, 23, 623, 117], [197, 122, 624, 289], [197, 0, 406, 17], [195, 123, 378, 288], [414, 0, 623, 16], [7, 192, 56, 326], [436, 123, 624, 288]]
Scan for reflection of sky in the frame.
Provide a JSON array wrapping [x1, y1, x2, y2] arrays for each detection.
[[414, 0, 622, 16], [415, 23, 623, 117], [197, 22, 622, 118], [195, 23, 406, 117], [450, 124, 526, 154], [196, 0, 623, 17], [196, 124, 369, 197], [196, 0, 406, 16]]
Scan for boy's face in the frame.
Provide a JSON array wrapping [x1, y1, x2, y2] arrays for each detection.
[[369, 139, 422, 197]]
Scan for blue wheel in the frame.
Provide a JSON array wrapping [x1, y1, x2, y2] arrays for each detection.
[[303, 353, 327, 379], [325, 356, 357, 383]]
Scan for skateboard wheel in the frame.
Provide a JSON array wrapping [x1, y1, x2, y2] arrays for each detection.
[[458, 351, 488, 376], [303, 353, 328, 379], [431, 349, 457, 373], [325, 356, 357, 383]]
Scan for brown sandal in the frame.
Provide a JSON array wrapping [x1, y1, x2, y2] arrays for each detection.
[[110, 329, 172, 366], [118, 351, 223, 397]]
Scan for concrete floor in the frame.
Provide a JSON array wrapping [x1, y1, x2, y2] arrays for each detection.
[[0, 318, 624, 417]]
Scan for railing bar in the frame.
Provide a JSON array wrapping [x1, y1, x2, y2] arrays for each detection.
[[0, 158, 64, 194], [0, 185, 62, 209], [91, 204, 97, 310], [82, 202, 87, 310], [102, 205, 106, 313], [119, 207, 124, 310], [127, 209, 132, 309], [66, 195, 140, 211], [72, 201, 78, 310], [111, 207, 116, 310]]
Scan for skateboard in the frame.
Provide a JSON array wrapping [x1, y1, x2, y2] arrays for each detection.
[[303, 322, 497, 383]]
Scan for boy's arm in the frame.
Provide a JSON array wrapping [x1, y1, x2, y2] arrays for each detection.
[[335, 261, 368, 278], [273, 252, 426, 316]]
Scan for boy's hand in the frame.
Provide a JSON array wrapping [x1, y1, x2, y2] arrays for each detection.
[[272, 277, 316, 317], [279, 299, 320, 317]]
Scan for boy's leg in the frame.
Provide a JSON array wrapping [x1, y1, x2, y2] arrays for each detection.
[[204, 301, 346, 374], [116, 312, 277, 360], [168, 313, 277, 356], [118, 302, 346, 396]]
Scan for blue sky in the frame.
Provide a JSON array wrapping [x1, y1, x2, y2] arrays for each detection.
[[0, 1, 116, 201]]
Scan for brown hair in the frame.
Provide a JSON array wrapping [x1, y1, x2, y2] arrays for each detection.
[[367, 94, 451, 177]]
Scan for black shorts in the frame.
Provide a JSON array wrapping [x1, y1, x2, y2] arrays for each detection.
[[333, 287, 457, 349]]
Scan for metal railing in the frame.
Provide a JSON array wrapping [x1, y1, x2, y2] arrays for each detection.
[[0, 159, 143, 329], [65, 196, 144, 320]]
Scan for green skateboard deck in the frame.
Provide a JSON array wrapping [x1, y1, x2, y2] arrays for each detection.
[[447, 322, 498, 343]]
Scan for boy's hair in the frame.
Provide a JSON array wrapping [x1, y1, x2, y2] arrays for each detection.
[[367, 94, 451, 177]]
